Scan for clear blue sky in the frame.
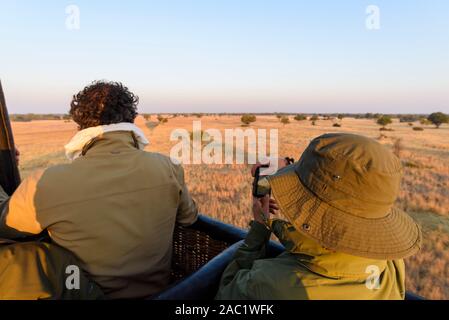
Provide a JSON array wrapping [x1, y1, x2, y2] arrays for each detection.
[[1, 0, 448, 114]]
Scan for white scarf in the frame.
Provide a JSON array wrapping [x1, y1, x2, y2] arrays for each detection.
[[65, 123, 150, 161]]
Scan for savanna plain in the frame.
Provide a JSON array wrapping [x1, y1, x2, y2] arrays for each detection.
[[12, 115, 449, 300]]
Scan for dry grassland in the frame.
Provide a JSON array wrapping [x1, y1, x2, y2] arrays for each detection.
[[12, 115, 449, 299]]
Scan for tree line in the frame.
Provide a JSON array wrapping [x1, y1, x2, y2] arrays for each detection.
[[10, 112, 448, 129]]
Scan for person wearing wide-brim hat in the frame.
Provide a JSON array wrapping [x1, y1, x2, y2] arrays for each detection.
[[216, 133, 422, 300]]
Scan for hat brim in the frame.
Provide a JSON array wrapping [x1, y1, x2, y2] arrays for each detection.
[[269, 166, 422, 260]]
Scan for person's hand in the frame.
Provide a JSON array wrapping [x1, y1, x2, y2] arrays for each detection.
[[251, 158, 290, 177], [252, 195, 279, 225], [15, 148, 20, 165]]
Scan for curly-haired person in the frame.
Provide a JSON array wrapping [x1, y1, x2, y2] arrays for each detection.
[[0, 81, 198, 299]]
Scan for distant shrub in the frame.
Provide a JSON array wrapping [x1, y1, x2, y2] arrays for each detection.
[[193, 113, 204, 118], [311, 121, 317, 126], [413, 126, 424, 131], [157, 115, 168, 124], [377, 115, 393, 129], [280, 116, 290, 125], [365, 113, 381, 119], [146, 122, 159, 130], [294, 114, 307, 121], [11, 115, 32, 122], [428, 112, 449, 128], [10, 114, 65, 122], [403, 160, 432, 170], [337, 114, 344, 121], [310, 115, 319, 121], [403, 161, 422, 169], [399, 115, 420, 123], [408, 122, 414, 126], [333, 123, 342, 128], [241, 114, 257, 126]]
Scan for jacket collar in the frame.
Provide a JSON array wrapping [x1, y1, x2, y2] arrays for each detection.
[[65, 123, 149, 161], [80, 131, 142, 157], [270, 219, 387, 279]]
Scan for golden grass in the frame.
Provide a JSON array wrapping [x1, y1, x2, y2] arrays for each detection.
[[12, 115, 449, 299]]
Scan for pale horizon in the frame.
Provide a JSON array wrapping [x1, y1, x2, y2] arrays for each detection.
[[1, 0, 448, 114]]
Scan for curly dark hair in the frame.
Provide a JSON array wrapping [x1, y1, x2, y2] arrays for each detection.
[[70, 81, 139, 130]]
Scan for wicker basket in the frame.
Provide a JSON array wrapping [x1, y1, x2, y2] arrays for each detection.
[[171, 225, 229, 282]]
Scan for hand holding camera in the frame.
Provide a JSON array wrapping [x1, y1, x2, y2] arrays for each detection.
[[251, 157, 294, 225]]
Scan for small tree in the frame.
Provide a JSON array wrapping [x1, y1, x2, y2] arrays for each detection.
[[337, 114, 344, 121], [241, 114, 257, 126], [428, 112, 449, 128], [157, 115, 168, 124], [294, 114, 307, 121], [310, 115, 319, 122], [377, 115, 393, 130], [281, 116, 290, 125]]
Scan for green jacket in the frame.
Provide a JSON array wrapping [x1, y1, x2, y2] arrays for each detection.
[[216, 220, 406, 300]]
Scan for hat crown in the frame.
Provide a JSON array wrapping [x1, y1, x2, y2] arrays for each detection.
[[296, 133, 403, 218]]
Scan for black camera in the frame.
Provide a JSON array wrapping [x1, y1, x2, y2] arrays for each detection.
[[252, 158, 295, 198], [252, 164, 271, 198]]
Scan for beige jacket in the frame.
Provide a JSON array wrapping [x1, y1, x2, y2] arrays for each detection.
[[0, 131, 198, 299]]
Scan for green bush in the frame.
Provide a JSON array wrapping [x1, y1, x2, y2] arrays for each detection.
[[294, 114, 307, 121], [280, 116, 290, 125], [428, 112, 449, 128], [157, 115, 168, 124], [377, 115, 393, 129], [241, 114, 257, 126]]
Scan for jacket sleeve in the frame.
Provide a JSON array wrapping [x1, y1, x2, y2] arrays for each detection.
[[215, 221, 272, 300], [0, 171, 44, 239], [172, 163, 198, 226]]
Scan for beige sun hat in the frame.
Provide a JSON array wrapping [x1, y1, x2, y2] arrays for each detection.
[[268, 133, 422, 260]]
